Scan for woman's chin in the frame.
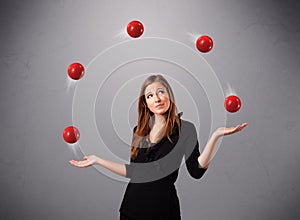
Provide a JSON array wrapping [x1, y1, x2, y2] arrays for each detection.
[[153, 109, 168, 115]]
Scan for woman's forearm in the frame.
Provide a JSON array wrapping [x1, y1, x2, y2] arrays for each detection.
[[198, 122, 248, 169], [198, 132, 220, 169], [96, 158, 126, 177]]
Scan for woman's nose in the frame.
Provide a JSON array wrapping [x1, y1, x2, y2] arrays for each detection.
[[154, 94, 161, 102]]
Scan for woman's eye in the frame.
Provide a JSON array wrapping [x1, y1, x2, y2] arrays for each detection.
[[146, 90, 164, 99]]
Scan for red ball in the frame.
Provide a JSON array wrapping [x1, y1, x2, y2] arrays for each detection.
[[63, 126, 80, 144], [224, 95, 242, 113], [68, 62, 85, 80], [127, 20, 144, 38], [196, 35, 213, 53]]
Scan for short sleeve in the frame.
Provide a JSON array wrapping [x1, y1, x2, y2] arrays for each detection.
[[184, 122, 207, 179], [125, 126, 137, 178], [125, 163, 135, 178]]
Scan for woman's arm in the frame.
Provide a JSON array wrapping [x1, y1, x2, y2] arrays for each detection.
[[69, 126, 138, 177], [198, 122, 248, 168], [69, 155, 126, 177]]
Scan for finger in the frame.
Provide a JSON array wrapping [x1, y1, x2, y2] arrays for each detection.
[[70, 160, 85, 165], [69, 160, 81, 167], [241, 123, 248, 128], [238, 123, 248, 131], [70, 160, 80, 166], [228, 125, 242, 134], [69, 160, 79, 165], [231, 125, 240, 132], [72, 160, 90, 167], [238, 125, 245, 131]]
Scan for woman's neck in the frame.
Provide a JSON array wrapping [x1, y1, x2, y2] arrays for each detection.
[[152, 113, 167, 127], [148, 114, 167, 144]]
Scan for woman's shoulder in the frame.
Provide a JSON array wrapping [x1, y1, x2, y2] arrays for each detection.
[[180, 118, 196, 129], [177, 112, 195, 127], [179, 119, 197, 138], [177, 112, 194, 128]]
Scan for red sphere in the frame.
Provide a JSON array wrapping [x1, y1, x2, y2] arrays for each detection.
[[68, 63, 85, 80], [127, 20, 144, 38], [224, 95, 242, 113], [63, 126, 80, 144], [196, 35, 213, 53]]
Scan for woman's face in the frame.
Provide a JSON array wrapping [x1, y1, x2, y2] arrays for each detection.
[[144, 81, 170, 115]]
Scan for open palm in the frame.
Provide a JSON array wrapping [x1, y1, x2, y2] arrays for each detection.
[[215, 122, 248, 137], [69, 155, 98, 168]]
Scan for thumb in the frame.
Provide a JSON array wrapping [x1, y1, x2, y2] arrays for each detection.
[[83, 156, 88, 160]]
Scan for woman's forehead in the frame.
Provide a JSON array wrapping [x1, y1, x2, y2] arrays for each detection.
[[144, 82, 166, 94]]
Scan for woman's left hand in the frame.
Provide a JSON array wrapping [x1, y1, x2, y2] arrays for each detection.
[[69, 155, 100, 168], [214, 122, 248, 137]]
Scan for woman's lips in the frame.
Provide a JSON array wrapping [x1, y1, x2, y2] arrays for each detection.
[[155, 104, 164, 108]]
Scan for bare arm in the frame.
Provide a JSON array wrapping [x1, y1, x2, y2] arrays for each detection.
[[198, 122, 248, 168], [69, 155, 126, 177]]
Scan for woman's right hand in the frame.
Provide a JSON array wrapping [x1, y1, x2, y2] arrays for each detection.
[[69, 155, 99, 168]]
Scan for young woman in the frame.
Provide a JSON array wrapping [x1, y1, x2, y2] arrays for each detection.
[[69, 74, 247, 220]]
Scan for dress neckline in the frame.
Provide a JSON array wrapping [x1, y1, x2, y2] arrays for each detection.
[[144, 111, 183, 148]]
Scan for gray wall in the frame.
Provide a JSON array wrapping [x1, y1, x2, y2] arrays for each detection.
[[1, 0, 300, 219]]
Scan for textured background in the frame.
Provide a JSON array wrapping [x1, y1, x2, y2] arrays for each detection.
[[1, 0, 300, 219]]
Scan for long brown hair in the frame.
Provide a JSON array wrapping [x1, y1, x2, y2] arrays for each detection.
[[131, 74, 181, 160]]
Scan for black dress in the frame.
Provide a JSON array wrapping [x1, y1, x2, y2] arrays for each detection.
[[119, 113, 207, 220]]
